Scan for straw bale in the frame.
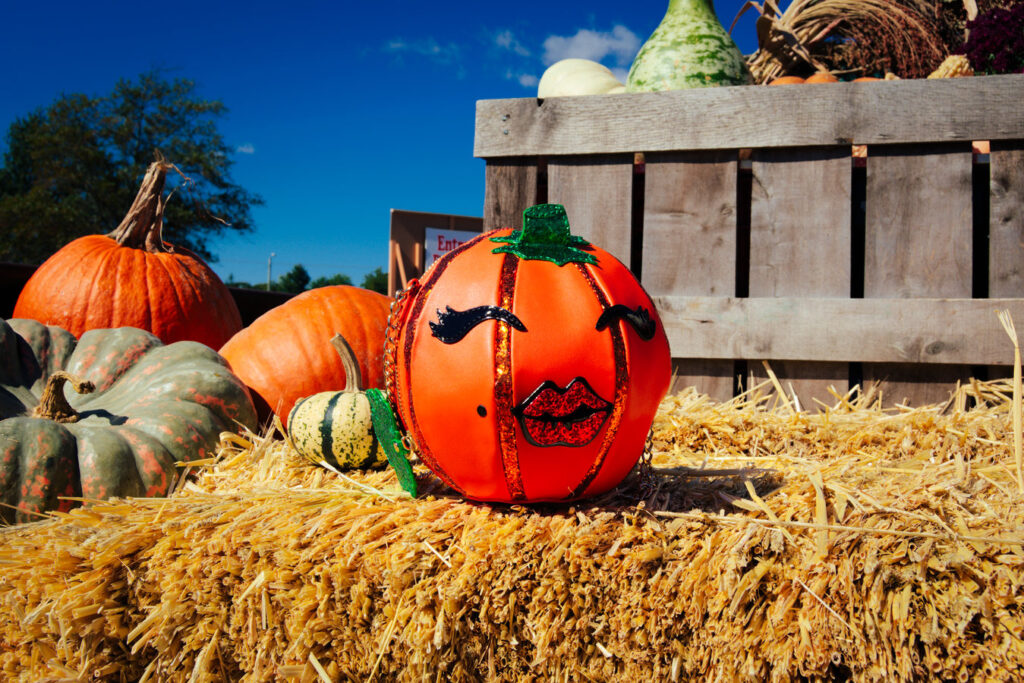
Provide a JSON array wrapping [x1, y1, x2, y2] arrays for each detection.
[[2, 379, 1024, 682]]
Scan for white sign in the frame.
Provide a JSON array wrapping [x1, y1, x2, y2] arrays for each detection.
[[424, 227, 480, 266]]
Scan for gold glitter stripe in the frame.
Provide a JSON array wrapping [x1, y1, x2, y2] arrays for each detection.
[[494, 252, 525, 500], [569, 262, 628, 499], [401, 231, 494, 494]]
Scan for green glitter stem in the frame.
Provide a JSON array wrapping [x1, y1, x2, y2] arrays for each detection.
[[366, 388, 418, 497], [490, 204, 596, 266]]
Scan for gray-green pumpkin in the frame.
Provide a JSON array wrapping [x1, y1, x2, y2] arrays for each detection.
[[287, 334, 386, 470], [626, 0, 752, 92]]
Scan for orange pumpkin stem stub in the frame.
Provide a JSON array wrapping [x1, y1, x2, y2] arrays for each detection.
[[106, 160, 173, 253]]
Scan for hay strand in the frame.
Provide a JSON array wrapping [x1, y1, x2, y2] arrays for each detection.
[[997, 309, 1023, 492]]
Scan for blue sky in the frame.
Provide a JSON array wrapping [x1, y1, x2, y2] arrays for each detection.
[[1, 0, 764, 287]]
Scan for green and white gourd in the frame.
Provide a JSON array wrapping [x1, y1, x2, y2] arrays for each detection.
[[626, 0, 752, 92], [287, 334, 387, 470]]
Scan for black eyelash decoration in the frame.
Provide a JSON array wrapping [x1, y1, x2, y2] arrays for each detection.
[[596, 305, 656, 341], [429, 305, 527, 344]]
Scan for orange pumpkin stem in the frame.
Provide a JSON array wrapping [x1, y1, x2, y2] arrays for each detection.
[[330, 334, 363, 392], [32, 371, 95, 423], [106, 160, 171, 253]]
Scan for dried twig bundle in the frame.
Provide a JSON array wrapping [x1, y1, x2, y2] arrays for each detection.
[[740, 0, 949, 82]]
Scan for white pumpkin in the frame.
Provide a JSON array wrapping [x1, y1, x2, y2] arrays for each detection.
[[537, 59, 626, 98]]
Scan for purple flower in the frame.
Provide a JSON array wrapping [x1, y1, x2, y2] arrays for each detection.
[[963, 3, 1024, 75]]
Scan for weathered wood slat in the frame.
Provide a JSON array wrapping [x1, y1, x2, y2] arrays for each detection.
[[864, 143, 974, 297], [655, 296, 1024, 366], [642, 150, 738, 400], [987, 141, 1024, 383], [671, 359, 737, 401], [475, 75, 1024, 158], [747, 147, 852, 405], [483, 158, 538, 231], [547, 155, 634, 267], [863, 143, 974, 404], [642, 151, 738, 297], [990, 141, 1024, 298], [749, 147, 852, 297]]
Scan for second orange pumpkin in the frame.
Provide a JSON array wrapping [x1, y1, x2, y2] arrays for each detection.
[[219, 284, 391, 427]]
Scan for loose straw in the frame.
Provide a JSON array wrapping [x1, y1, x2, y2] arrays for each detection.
[[997, 309, 1023, 492]]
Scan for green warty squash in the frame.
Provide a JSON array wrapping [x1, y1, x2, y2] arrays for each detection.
[[0, 318, 258, 524]]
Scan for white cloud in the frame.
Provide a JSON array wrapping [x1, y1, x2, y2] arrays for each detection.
[[505, 69, 538, 89], [385, 37, 460, 64], [495, 30, 530, 57], [235, 143, 255, 155], [541, 25, 641, 67]]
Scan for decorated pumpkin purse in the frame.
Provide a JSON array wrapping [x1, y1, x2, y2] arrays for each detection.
[[372, 204, 671, 504]]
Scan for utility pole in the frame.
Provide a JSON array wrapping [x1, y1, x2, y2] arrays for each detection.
[[267, 252, 275, 291]]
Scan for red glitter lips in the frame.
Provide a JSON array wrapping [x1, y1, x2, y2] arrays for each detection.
[[512, 377, 612, 447]]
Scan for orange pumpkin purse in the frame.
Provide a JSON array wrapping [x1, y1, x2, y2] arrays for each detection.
[[386, 204, 671, 503]]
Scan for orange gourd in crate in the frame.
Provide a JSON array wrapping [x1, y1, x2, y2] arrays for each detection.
[[388, 204, 671, 503], [768, 72, 838, 85], [804, 72, 839, 83]]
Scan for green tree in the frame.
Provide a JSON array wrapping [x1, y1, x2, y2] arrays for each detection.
[[0, 70, 262, 264], [276, 264, 311, 294], [309, 272, 353, 289], [360, 267, 388, 294]]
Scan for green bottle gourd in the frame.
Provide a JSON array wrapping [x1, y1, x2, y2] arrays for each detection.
[[626, 0, 752, 91]]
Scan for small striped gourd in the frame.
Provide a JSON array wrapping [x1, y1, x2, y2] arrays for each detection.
[[287, 334, 386, 470]]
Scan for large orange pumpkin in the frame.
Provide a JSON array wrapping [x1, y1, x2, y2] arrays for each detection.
[[389, 204, 671, 503], [219, 285, 391, 427], [13, 161, 242, 349]]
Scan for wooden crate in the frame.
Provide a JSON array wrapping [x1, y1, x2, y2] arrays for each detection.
[[474, 74, 1024, 407]]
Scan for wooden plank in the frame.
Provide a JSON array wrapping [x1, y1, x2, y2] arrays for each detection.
[[475, 75, 1024, 158], [990, 141, 1024, 298], [987, 141, 1024, 383], [864, 144, 974, 297], [654, 296, 1024, 366], [547, 155, 634, 267], [863, 143, 974, 404], [748, 147, 852, 406], [483, 158, 538, 232], [861, 364, 972, 407], [672, 359, 737, 402], [749, 148, 851, 297], [642, 150, 739, 400], [642, 151, 738, 296]]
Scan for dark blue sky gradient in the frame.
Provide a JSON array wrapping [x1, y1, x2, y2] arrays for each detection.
[[1, 0, 765, 285]]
